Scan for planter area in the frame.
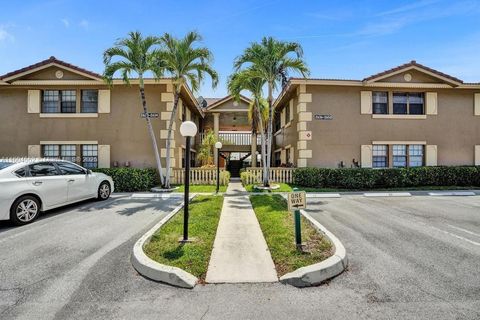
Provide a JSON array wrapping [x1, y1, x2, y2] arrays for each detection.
[[137, 195, 224, 287], [249, 194, 333, 276]]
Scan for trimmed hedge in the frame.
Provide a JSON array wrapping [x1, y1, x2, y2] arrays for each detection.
[[93, 168, 232, 192], [93, 168, 160, 192], [293, 166, 480, 189]]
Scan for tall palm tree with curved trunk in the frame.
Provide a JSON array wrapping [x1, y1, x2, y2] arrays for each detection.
[[103, 31, 165, 186], [156, 31, 218, 188], [233, 37, 309, 186], [227, 68, 269, 186]]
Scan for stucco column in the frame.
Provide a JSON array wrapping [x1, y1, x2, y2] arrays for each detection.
[[251, 133, 257, 167], [213, 113, 220, 166]]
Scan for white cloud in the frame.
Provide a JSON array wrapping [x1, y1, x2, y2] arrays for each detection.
[[79, 19, 89, 29], [61, 18, 69, 27], [0, 25, 14, 42]]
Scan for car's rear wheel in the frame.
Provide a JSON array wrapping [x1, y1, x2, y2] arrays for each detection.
[[98, 181, 111, 200], [10, 195, 41, 226]]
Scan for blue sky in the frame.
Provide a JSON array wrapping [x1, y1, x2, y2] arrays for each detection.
[[1, 0, 479, 97]]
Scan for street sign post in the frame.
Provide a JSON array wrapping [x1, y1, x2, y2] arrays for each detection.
[[288, 190, 307, 250]]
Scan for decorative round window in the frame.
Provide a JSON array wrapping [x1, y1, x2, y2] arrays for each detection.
[[55, 70, 64, 79], [404, 73, 412, 82]]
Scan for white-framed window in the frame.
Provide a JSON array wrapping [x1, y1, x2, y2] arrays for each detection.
[[82, 145, 98, 168], [409, 145, 424, 167], [42, 90, 77, 113], [81, 90, 98, 113], [372, 145, 388, 168], [393, 145, 407, 168], [372, 92, 388, 114], [393, 92, 424, 115]]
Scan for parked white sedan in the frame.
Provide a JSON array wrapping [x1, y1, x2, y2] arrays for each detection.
[[0, 159, 114, 225]]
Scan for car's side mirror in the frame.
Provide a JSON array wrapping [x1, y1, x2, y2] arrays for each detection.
[[86, 169, 92, 175]]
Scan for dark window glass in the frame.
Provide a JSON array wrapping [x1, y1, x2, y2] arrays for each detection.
[[43, 144, 60, 158], [285, 105, 290, 123], [42, 90, 60, 113], [274, 111, 281, 132], [81, 90, 98, 113], [60, 145, 76, 163], [28, 162, 59, 176], [182, 104, 186, 121], [61, 90, 76, 113], [82, 145, 98, 168], [372, 92, 388, 114], [409, 93, 424, 115], [372, 145, 388, 168], [409, 145, 424, 167], [57, 162, 86, 175], [393, 93, 408, 114], [286, 148, 291, 164], [190, 151, 196, 168], [274, 151, 281, 167], [392, 145, 407, 168], [14, 167, 27, 177]]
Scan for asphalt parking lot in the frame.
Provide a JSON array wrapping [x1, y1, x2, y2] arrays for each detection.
[[0, 194, 479, 320]]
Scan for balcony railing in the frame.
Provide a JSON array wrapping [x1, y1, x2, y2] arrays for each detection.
[[199, 131, 261, 146]]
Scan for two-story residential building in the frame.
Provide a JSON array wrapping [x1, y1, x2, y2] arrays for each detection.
[[0, 56, 202, 170], [1, 58, 480, 173], [273, 61, 480, 169]]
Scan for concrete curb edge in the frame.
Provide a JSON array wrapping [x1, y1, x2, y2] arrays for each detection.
[[279, 197, 348, 287], [131, 194, 198, 289]]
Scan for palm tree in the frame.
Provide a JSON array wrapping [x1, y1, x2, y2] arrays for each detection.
[[227, 68, 269, 186], [156, 31, 218, 188], [103, 31, 165, 186], [233, 37, 309, 186]]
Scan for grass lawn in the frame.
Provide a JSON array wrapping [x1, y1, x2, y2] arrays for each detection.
[[143, 195, 224, 280], [174, 184, 227, 193], [250, 194, 333, 276], [246, 183, 480, 193]]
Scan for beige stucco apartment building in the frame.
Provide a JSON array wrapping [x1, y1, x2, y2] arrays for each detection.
[[1, 57, 480, 172], [274, 61, 480, 169]]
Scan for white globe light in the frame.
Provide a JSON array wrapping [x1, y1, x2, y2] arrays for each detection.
[[215, 141, 223, 149], [179, 121, 197, 137]]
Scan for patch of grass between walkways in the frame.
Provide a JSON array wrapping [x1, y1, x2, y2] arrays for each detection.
[[250, 194, 333, 276], [246, 183, 480, 193], [174, 185, 227, 193], [143, 195, 224, 280]]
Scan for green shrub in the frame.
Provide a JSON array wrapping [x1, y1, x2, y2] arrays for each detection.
[[293, 166, 480, 189], [240, 171, 257, 185], [220, 170, 231, 185], [93, 168, 159, 192]]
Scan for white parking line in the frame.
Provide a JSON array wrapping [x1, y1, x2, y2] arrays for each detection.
[[364, 192, 411, 197], [428, 191, 476, 196], [447, 224, 480, 238], [131, 193, 183, 199], [429, 225, 480, 246], [306, 193, 341, 198]]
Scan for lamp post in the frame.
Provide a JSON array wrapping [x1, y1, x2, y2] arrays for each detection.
[[180, 121, 198, 242], [215, 141, 223, 193]]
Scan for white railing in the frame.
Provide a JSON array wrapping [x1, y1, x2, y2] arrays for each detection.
[[171, 168, 229, 185], [242, 167, 295, 184], [199, 132, 261, 146]]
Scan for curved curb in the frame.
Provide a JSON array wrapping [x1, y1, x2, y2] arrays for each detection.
[[131, 195, 198, 289], [279, 208, 348, 288]]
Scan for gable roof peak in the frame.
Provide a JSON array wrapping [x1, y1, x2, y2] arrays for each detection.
[[363, 60, 463, 85], [0, 56, 102, 81]]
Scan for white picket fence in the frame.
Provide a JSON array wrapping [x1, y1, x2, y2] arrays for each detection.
[[171, 168, 229, 185], [242, 167, 295, 184]]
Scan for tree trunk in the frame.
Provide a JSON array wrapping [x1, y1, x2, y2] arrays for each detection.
[[265, 83, 274, 187], [139, 77, 164, 186], [255, 101, 268, 186], [164, 87, 181, 189]]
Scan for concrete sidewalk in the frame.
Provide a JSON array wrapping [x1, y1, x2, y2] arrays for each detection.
[[206, 179, 278, 283]]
